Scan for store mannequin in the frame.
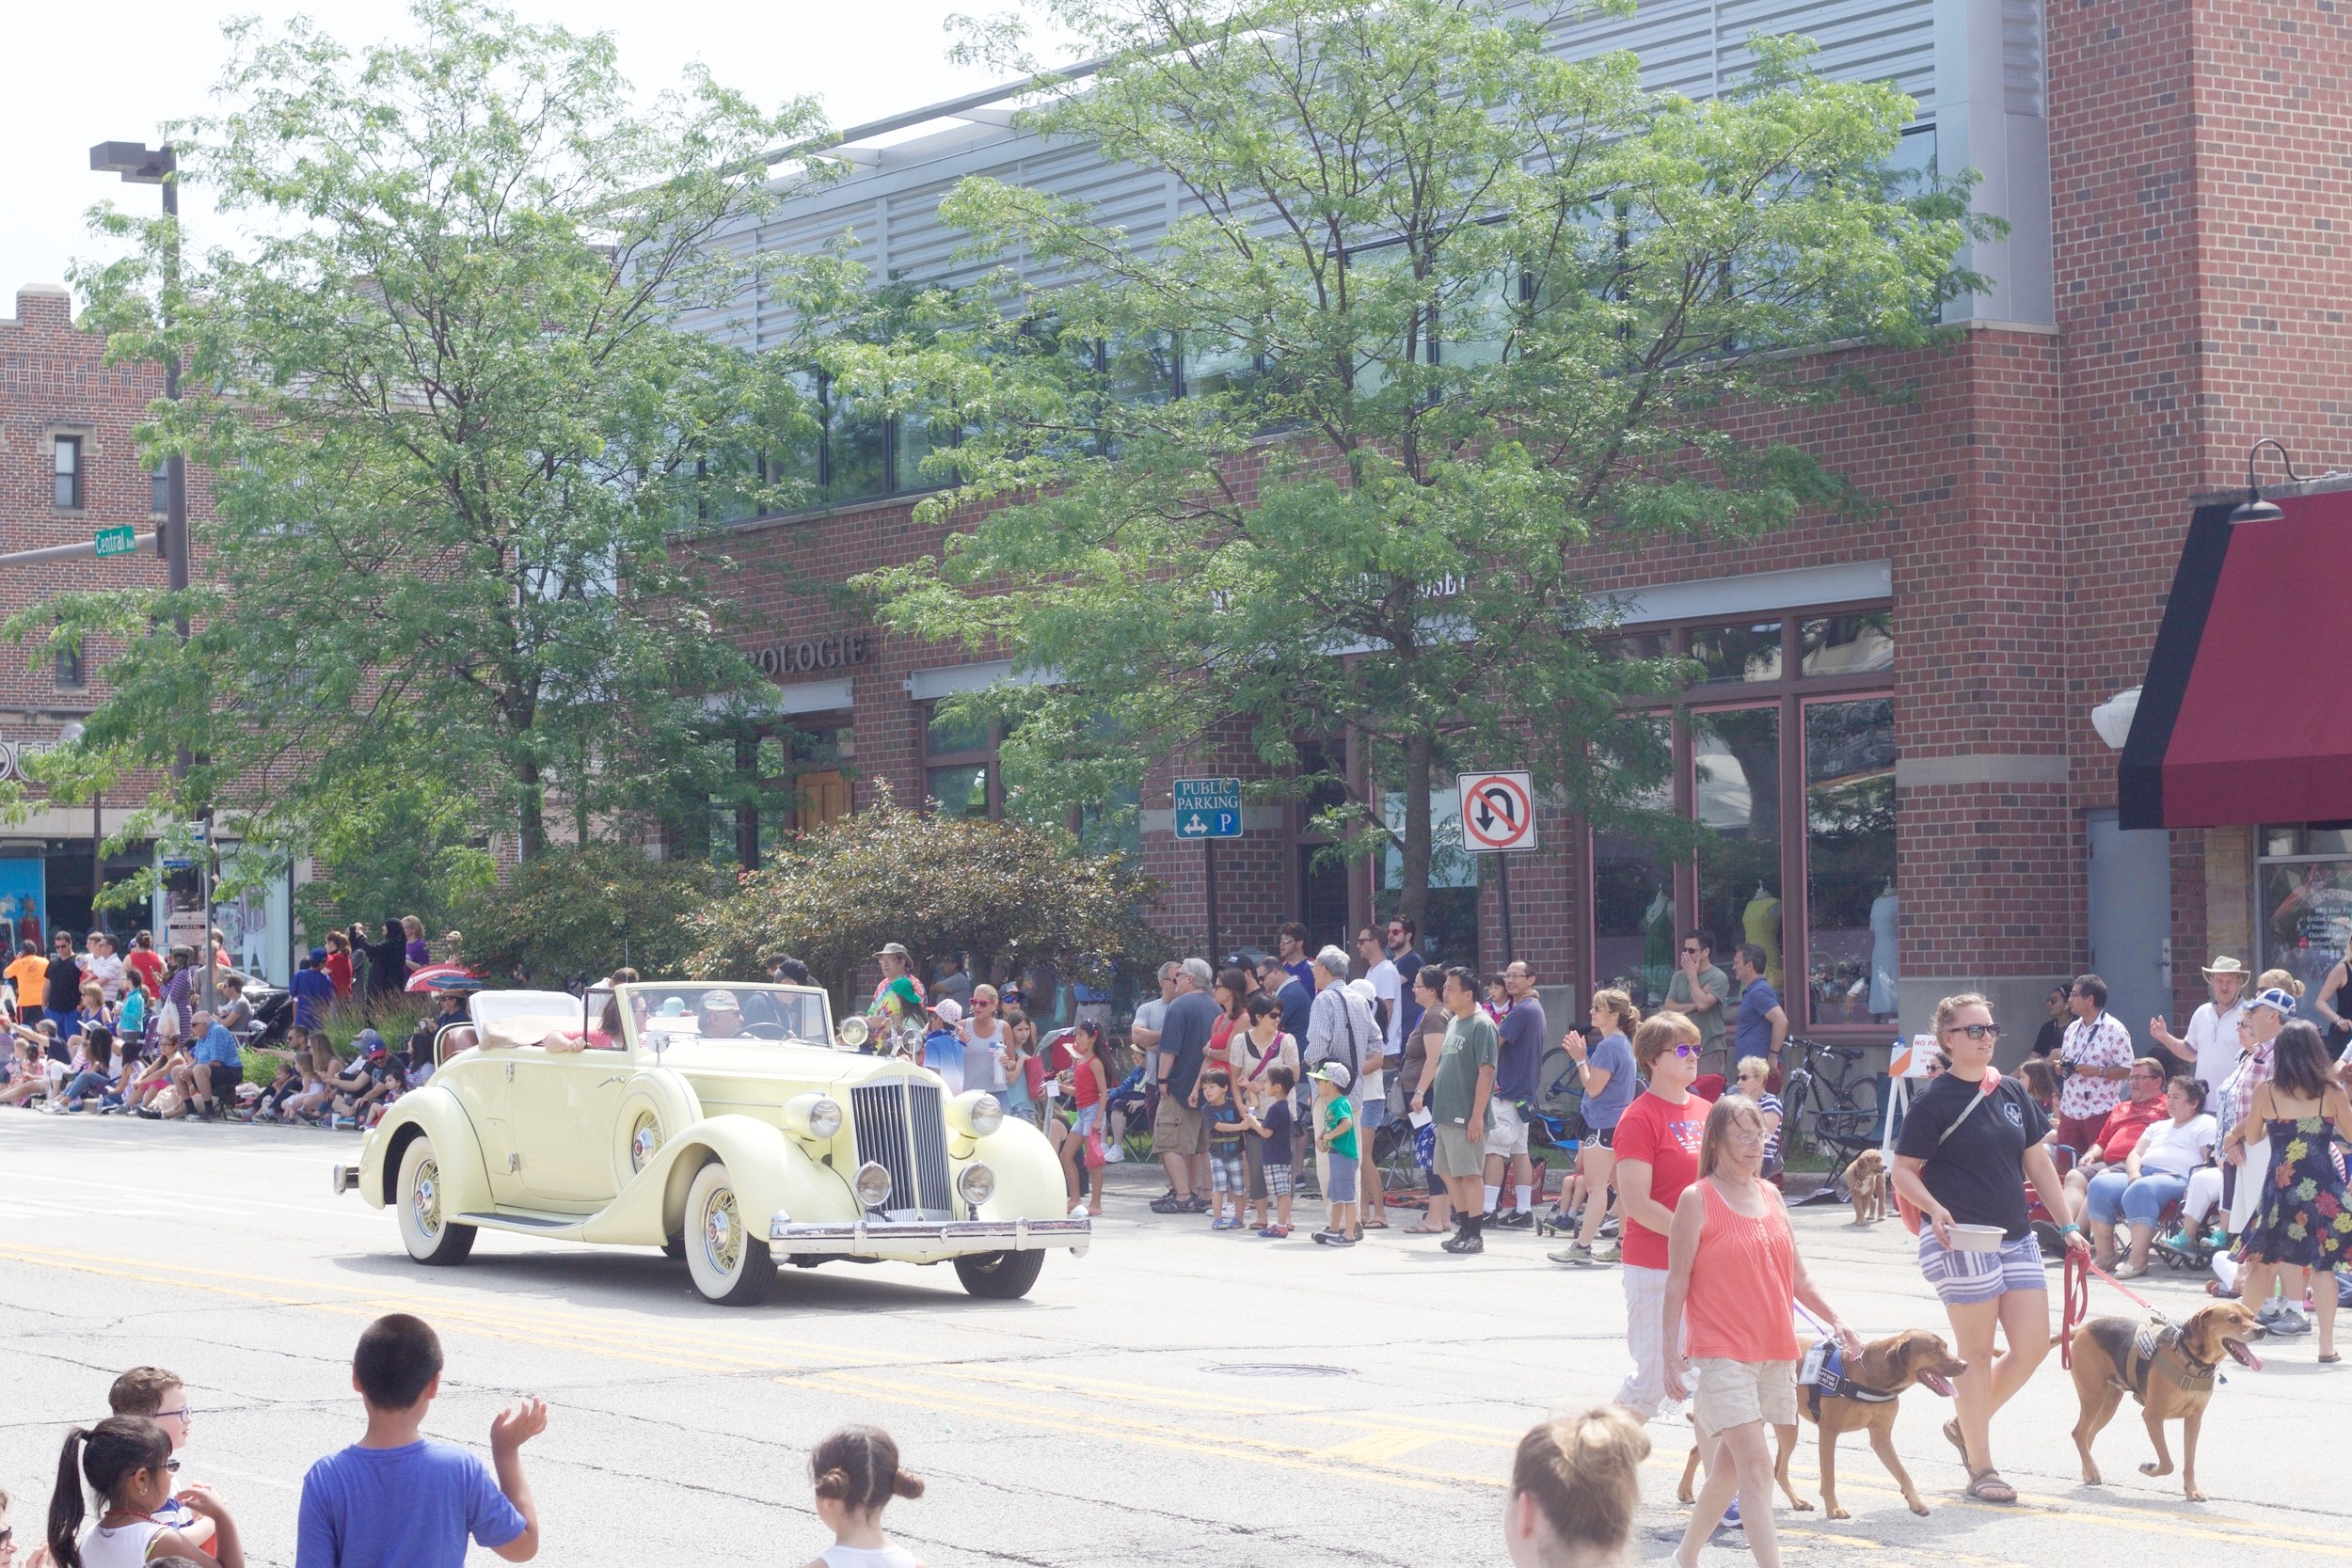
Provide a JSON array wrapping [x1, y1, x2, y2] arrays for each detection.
[[1640, 886, 1675, 1001]]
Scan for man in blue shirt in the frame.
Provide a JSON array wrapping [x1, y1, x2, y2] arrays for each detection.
[[189, 1009, 245, 1120], [1732, 942, 1788, 1072], [290, 952, 337, 1034]]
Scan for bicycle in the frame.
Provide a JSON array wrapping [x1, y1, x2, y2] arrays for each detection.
[[1776, 1036, 1886, 1201]]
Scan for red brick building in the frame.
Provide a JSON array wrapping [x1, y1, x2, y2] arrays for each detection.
[[688, 0, 2352, 1050], [0, 284, 290, 972]]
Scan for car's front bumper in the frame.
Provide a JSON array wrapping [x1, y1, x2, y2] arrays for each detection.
[[769, 1214, 1091, 1257]]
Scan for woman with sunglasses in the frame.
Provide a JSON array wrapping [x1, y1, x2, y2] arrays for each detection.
[[48, 1416, 242, 1568], [1609, 1013, 1712, 1423], [1890, 993, 2086, 1505]]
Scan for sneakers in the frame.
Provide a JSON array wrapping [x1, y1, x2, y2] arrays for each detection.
[[1723, 1497, 1742, 1528], [1257, 1224, 1291, 1239], [2261, 1303, 2313, 1338], [1549, 1243, 1613, 1266], [1323, 1230, 1357, 1246], [1103, 1145, 1125, 1163], [331, 1116, 358, 1131], [1149, 1194, 1196, 1214], [1492, 1209, 1535, 1230], [1440, 1227, 1486, 1255], [1211, 1216, 1241, 1230]]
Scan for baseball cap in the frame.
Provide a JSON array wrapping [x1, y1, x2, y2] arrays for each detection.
[[702, 989, 741, 1011], [931, 997, 964, 1025], [1309, 1061, 1353, 1092], [2247, 987, 2298, 1020], [1344, 977, 1378, 1003], [357, 1029, 389, 1058]]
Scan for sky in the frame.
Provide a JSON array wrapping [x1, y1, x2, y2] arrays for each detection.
[[0, 0, 1054, 303]]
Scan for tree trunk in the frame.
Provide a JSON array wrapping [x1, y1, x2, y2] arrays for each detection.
[[516, 754, 547, 861], [1400, 728, 1434, 935]]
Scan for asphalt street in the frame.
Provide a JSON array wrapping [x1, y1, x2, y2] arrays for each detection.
[[0, 1116, 2343, 1567]]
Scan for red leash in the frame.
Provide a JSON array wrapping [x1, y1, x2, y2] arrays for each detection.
[[2060, 1249, 2167, 1371]]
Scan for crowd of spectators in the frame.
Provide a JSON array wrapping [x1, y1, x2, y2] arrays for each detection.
[[0, 917, 456, 1132]]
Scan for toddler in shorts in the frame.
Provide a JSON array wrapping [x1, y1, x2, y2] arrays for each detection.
[[1200, 1070, 1248, 1229]]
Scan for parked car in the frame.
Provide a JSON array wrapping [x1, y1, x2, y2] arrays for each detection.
[[332, 980, 1089, 1304]]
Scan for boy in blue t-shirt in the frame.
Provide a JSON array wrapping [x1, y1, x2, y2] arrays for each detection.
[[1243, 1065, 1298, 1237], [296, 1313, 545, 1568]]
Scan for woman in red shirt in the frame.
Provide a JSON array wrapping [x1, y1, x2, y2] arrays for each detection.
[[1609, 1014, 1712, 1420], [1662, 1096, 1859, 1568], [323, 931, 354, 999]]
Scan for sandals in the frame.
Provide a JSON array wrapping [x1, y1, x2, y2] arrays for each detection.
[[1964, 1468, 2018, 1504], [1942, 1418, 1965, 1456], [2320, 1352, 2342, 1364], [1400, 1223, 1448, 1235]]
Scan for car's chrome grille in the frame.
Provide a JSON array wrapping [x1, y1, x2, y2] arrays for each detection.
[[850, 1080, 953, 1220]]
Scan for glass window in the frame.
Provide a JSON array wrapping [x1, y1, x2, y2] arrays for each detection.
[[1105, 332, 1178, 407], [825, 402, 889, 502], [1804, 699, 1897, 1027], [1600, 631, 1672, 663], [894, 411, 947, 492], [1692, 706, 1783, 996], [2258, 824, 2352, 996], [925, 706, 992, 758], [928, 765, 991, 819], [55, 644, 84, 689], [1687, 622, 1782, 685], [1800, 613, 1895, 677], [1078, 781, 1142, 860], [1589, 717, 1677, 1014], [1181, 332, 1262, 398], [54, 436, 82, 510], [151, 467, 168, 515]]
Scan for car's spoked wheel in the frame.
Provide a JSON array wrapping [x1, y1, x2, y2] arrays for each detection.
[[628, 1110, 662, 1174], [397, 1136, 476, 1266], [953, 1248, 1044, 1300], [683, 1162, 772, 1306]]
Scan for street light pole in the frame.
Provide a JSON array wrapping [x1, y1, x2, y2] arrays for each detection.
[[90, 141, 200, 1003]]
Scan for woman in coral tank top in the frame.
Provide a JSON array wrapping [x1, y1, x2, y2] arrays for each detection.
[[1661, 1096, 1859, 1568]]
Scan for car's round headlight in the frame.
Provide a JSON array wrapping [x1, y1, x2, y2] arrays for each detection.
[[852, 1161, 893, 1210], [807, 1096, 842, 1139], [836, 1015, 870, 1050], [957, 1161, 996, 1209], [965, 1092, 1004, 1137]]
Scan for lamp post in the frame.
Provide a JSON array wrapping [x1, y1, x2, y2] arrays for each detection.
[[2230, 438, 2303, 526], [90, 141, 202, 1006]]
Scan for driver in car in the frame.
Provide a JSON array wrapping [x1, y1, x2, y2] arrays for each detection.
[[698, 990, 747, 1038]]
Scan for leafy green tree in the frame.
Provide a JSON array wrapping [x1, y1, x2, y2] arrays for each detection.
[[41, 0, 842, 871], [856, 0, 1992, 927], [681, 784, 1162, 1012], [453, 843, 726, 985]]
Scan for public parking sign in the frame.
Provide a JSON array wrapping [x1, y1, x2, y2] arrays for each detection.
[[1457, 770, 1536, 853], [1172, 776, 1244, 839]]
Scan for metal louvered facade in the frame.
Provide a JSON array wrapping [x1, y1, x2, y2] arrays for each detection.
[[688, 0, 1997, 353]]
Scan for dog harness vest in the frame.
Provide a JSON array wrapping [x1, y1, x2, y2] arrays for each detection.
[[1804, 1344, 1900, 1422], [2126, 1316, 2216, 1399]]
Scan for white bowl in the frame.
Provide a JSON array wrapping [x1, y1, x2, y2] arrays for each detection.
[[1948, 1223, 2006, 1252]]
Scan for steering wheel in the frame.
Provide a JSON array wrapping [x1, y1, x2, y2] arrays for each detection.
[[742, 1022, 787, 1039]]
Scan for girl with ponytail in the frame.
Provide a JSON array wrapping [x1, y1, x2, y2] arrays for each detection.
[[801, 1425, 926, 1568], [47, 1418, 242, 1568]]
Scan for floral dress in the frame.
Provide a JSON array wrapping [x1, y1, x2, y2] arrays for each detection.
[[2237, 1116, 2351, 1268]]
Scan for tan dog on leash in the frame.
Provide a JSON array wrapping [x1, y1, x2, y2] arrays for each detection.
[[2066, 1301, 2264, 1501]]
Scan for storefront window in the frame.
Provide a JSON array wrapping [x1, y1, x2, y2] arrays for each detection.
[[1590, 719, 1677, 1012], [1804, 699, 1897, 1026], [1800, 613, 1894, 676], [1688, 622, 1783, 685], [2258, 823, 2352, 996], [1382, 783, 1479, 965], [924, 705, 995, 820], [1693, 706, 1783, 992]]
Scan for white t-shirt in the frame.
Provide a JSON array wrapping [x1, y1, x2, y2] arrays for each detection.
[[2184, 1001, 2246, 1093], [2135, 1113, 2217, 1179], [1366, 958, 1404, 1052], [86, 953, 126, 1000]]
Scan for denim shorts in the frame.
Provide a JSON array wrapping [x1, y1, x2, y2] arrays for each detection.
[[1325, 1151, 1359, 1196]]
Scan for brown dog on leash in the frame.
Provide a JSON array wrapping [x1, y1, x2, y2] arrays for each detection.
[[2066, 1300, 2264, 1501], [1843, 1149, 1887, 1225], [1677, 1328, 1965, 1518]]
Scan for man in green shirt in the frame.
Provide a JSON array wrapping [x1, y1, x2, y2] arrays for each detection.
[[1431, 965, 1498, 1256], [1661, 929, 1732, 1078]]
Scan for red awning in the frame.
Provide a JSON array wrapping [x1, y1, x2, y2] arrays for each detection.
[[2121, 485, 2352, 828]]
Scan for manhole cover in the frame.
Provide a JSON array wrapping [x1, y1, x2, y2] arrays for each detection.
[[1203, 1362, 1355, 1378]]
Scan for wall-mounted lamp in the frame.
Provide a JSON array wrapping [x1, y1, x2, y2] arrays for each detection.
[[2230, 438, 2303, 525]]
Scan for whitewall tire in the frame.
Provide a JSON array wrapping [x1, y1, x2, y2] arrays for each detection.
[[683, 1161, 772, 1306], [397, 1135, 477, 1266]]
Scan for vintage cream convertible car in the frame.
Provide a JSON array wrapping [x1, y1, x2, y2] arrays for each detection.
[[331, 982, 1089, 1304]]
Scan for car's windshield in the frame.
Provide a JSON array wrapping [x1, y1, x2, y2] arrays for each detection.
[[619, 983, 831, 1047]]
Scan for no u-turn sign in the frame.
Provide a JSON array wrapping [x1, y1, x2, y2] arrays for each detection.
[[1457, 770, 1536, 853]]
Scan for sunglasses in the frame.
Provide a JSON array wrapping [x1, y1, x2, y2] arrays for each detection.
[[1943, 1023, 2002, 1041], [1671, 1044, 1699, 1059], [1680, 944, 1703, 954]]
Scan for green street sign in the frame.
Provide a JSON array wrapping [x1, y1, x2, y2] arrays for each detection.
[[93, 526, 136, 559]]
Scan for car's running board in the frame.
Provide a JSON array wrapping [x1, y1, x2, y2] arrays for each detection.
[[454, 1211, 582, 1231]]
